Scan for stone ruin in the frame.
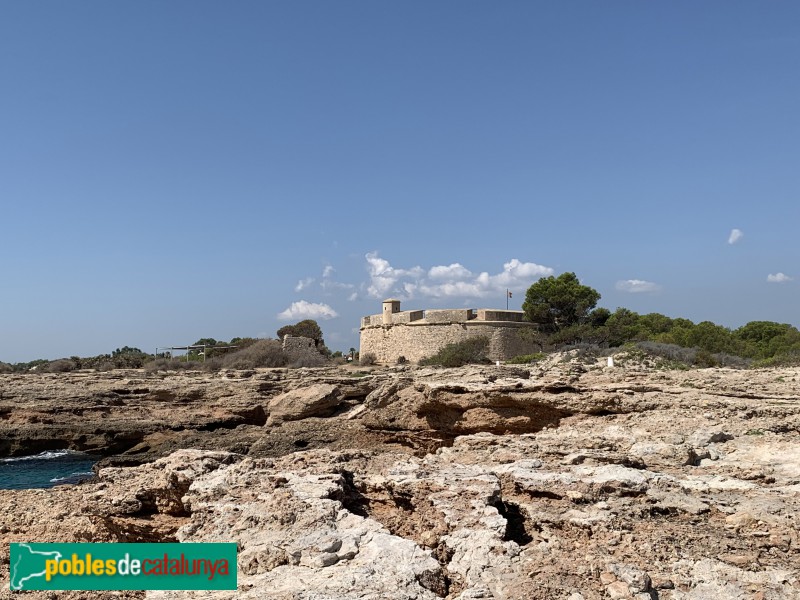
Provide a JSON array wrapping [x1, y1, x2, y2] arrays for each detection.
[[281, 335, 322, 362]]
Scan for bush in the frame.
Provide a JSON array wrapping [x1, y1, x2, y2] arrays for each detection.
[[0, 362, 12, 374], [211, 339, 287, 370], [93, 360, 117, 372], [143, 358, 202, 372], [507, 353, 546, 364], [633, 341, 751, 370], [693, 349, 718, 368], [12, 359, 49, 372], [419, 337, 490, 368], [146, 339, 335, 371], [359, 352, 377, 366], [554, 343, 616, 365], [546, 324, 608, 349], [711, 352, 751, 369], [289, 354, 328, 368], [752, 350, 800, 368], [45, 358, 78, 373], [636, 341, 696, 366]]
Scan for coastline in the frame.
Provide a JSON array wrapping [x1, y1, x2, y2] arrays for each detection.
[[0, 449, 98, 490]]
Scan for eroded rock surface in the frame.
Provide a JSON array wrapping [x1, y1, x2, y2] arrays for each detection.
[[1, 355, 800, 598]]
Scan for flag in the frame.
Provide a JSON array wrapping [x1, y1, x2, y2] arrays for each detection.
[[507, 290, 512, 298]]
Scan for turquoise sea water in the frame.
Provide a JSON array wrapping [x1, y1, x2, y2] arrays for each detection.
[[0, 450, 97, 490]]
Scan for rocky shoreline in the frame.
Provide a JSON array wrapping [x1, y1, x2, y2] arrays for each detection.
[[1, 353, 799, 598]]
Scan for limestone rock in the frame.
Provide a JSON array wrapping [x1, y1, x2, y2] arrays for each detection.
[[266, 383, 342, 425], [3, 360, 800, 598]]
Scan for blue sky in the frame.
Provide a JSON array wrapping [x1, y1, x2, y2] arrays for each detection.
[[2, 2, 798, 361]]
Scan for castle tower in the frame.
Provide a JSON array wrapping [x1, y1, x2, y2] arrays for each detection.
[[382, 299, 401, 325]]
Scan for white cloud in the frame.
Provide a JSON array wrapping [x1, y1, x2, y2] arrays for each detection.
[[295, 266, 355, 294], [767, 272, 792, 283], [294, 277, 315, 292], [321, 280, 355, 292], [364, 253, 553, 300], [428, 263, 472, 280], [309, 264, 354, 293], [365, 252, 425, 298], [347, 292, 358, 302], [615, 279, 662, 293], [277, 300, 339, 321], [728, 228, 743, 245], [486, 259, 554, 288]]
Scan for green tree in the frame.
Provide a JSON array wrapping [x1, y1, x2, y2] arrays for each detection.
[[686, 321, 741, 355], [276, 319, 329, 356], [112, 346, 146, 357], [638, 313, 675, 337], [588, 307, 611, 327], [605, 308, 641, 346], [735, 321, 800, 359], [522, 272, 601, 332], [548, 323, 608, 347], [277, 319, 323, 343]]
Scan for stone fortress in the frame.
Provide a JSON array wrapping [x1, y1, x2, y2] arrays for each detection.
[[359, 299, 540, 364]]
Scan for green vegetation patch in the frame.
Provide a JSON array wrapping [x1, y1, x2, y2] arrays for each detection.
[[515, 272, 798, 368], [507, 353, 546, 364], [419, 337, 491, 368]]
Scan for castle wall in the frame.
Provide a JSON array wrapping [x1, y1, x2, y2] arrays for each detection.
[[359, 321, 539, 364], [476, 309, 525, 322], [391, 310, 425, 324], [424, 309, 474, 323]]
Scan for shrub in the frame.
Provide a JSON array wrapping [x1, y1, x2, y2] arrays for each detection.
[[146, 339, 336, 371], [213, 339, 287, 370], [419, 337, 490, 368], [633, 341, 751, 370], [0, 362, 12, 374], [45, 358, 78, 373], [710, 352, 751, 369], [507, 353, 546, 364], [143, 358, 201, 372], [636, 341, 696, 366], [359, 352, 377, 366], [555, 343, 617, 365], [93, 360, 117, 372], [752, 351, 800, 368], [546, 324, 609, 349], [289, 354, 328, 368], [693, 349, 718, 368], [16, 359, 49, 372]]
